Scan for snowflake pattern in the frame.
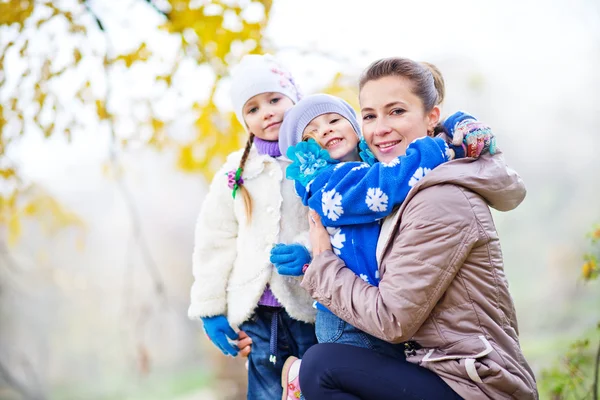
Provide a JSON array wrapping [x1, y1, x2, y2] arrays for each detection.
[[322, 189, 344, 221], [351, 163, 369, 172], [360, 274, 370, 283], [365, 187, 388, 212], [375, 270, 380, 280], [444, 143, 454, 161], [408, 167, 432, 188], [334, 162, 347, 170], [381, 157, 400, 168], [327, 227, 346, 256]]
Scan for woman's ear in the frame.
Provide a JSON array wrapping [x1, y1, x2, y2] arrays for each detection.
[[427, 106, 441, 132]]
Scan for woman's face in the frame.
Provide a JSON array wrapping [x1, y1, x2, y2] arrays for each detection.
[[359, 76, 440, 163]]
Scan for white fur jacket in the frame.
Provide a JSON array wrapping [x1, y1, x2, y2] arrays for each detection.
[[188, 146, 316, 326]]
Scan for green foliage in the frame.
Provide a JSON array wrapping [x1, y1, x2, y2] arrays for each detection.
[[540, 225, 600, 399]]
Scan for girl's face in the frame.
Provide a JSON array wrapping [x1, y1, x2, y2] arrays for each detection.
[[302, 113, 360, 162], [243, 92, 295, 141], [359, 76, 440, 163]]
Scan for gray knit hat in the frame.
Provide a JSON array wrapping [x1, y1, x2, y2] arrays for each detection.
[[229, 54, 302, 128], [278, 94, 361, 157]]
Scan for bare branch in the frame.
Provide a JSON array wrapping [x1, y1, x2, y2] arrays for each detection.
[[142, 0, 169, 18], [82, 0, 104, 31]]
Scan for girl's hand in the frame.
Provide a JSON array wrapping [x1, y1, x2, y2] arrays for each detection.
[[308, 209, 332, 257], [237, 330, 252, 358]]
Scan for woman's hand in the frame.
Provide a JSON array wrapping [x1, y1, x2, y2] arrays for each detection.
[[308, 209, 332, 257]]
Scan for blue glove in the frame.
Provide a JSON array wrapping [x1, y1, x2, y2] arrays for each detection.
[[201, 315, 238, 356], [270, 243, 311, 276]]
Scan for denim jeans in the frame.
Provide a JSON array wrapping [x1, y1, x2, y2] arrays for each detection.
[[239, 306, 317, 400], [315, 309, 406, 360]]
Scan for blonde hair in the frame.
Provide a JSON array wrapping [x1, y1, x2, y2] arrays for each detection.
[[236, 133, 254, 221]]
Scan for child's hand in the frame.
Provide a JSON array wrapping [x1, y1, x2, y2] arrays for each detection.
[[200, 315, 239, 357], [442, 111, 497, 159], [460, 121, 496, 158], [286, 139, 338, 188], [237, 330, 252, 358], [270, 243, 311, 276]]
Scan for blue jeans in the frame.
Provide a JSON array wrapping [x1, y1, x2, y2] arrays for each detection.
[[315, 309, 406, 359], [239, 306, 317, 400]]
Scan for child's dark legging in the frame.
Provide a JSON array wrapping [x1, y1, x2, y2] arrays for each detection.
[[299, 343, 464, 400]]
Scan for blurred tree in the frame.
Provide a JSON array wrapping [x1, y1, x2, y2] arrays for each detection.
[[0, 0, 274, 246], [1, 1, 359, 397], [0, 0, 276, 397], [541, 224, 600, 400]]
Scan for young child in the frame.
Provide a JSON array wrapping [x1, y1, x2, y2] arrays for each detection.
[[275, 94, 493, 399], [188, 54, 318, 400]]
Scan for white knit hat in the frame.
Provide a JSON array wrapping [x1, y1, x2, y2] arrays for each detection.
[[229, 54, 302, 128]]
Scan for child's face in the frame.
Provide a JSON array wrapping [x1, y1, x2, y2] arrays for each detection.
[[302, 113, 360, 162], [243, 92, 295, 141]]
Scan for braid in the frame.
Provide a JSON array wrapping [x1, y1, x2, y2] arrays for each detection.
[[237, 133, 254, 222]]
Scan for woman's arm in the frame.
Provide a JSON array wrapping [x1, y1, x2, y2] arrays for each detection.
[[188, 165, 239, 320], [301, 184, 479, 343]]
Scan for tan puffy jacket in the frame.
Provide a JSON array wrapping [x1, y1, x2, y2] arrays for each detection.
[[302, 151, 538, 399]]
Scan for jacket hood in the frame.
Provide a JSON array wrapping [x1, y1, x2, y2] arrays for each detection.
[[414, 149, 526, 212]]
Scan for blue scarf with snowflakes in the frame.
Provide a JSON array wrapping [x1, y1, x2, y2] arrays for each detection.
[[286, 136, 452, 311]]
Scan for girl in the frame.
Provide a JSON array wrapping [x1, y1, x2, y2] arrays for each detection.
[[188, 54, 317, 400], [275, 92, 494, 399]]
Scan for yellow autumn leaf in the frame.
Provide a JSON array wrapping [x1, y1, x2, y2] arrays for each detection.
[[0, 104, 5, 133], [96, 100, 108, 120], [0, 0, 34, 28], [0, 168, 16, 179], [151, 117, 164, 132], [582, 260, 596, 280], [177, 144, 203, 172], [115, 43, 152, 67], [8, 212, 22, 247], [23, 201, 38, 216]]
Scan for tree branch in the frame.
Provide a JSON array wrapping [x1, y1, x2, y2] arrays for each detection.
[[142, 0, 169, 18]]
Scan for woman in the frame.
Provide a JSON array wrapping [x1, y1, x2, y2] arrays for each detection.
[[298, 58, 538, 399]]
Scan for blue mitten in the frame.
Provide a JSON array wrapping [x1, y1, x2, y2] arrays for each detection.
[[286, 139, 338, 188], [201, 315, 239, 356], [270, 243, 311, 276]]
